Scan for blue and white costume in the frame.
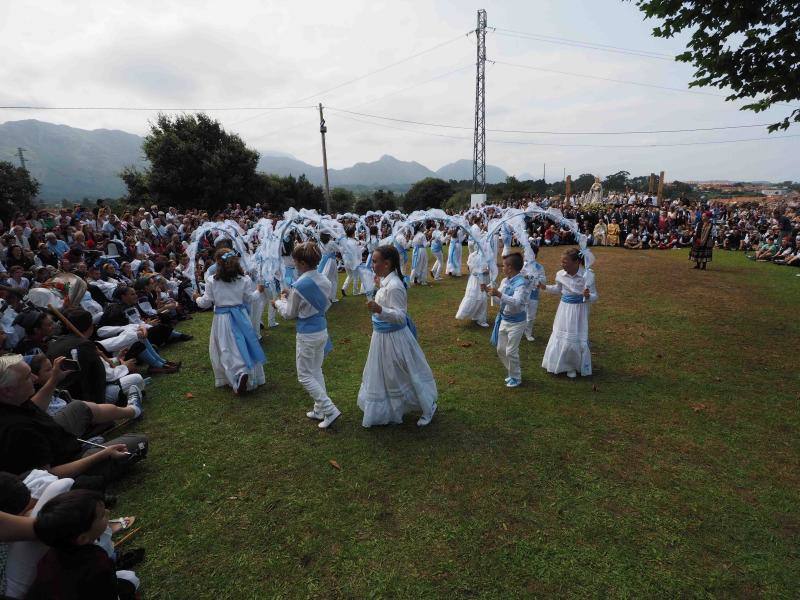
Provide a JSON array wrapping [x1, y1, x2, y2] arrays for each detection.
[[490, 273, 529, 385], [410, 231, 429, 285], [275, 269, 340, 425], [195, 274, 267, 392], [541, 266, 598, 377], [339, 235, 362, 296], [358, 271, 437, 427], [446, 230, 464, 276], [522, 258, 547, 341], [455, 249, 489, 325], [430, 229, 445, 280], [317, 239, 340, 303]]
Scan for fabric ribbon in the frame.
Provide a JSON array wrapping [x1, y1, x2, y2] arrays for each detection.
[[317, 252, 336, 273], [490, 274, 528, 346], [371, 313, 418, 339], [213, 304, 266, 369], [293, 275, 333, 356], [561, 293, 585, 304], [411, 244, 424, 272]]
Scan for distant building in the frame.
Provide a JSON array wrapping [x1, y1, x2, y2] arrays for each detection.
[[760, 188, 788, 196]]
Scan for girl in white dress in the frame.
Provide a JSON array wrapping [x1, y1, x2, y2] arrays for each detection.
[[317, 233, 340, 303], [194, 249, 267, 394], [455, 247, 489, 327], [539, 248, 598, 378], [522, 244, 546, 342], [430, 228, 445, 281], [358, 245, 438, 427], [409, 226, 429, 286], [273, 242, 341, 429], [446, 228, 464, 276]]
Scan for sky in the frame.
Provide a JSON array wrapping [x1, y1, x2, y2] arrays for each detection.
[[1, 0, 798, 182]]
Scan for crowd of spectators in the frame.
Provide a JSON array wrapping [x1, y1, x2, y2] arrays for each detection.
[[0, 193, 797, 597]]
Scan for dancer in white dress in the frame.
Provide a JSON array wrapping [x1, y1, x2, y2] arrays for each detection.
[[339, 227, 362, 297], [358, 245, 438, 427], [522, 244, 546, 342], [194, 249, 267, 394], [455, 247, 489, 327], [273, 242, 341, 429], [446, 228, 464, 276], [409, 226, 429, 286], [430, 228, 445, 281], [485, 253, 529, 388], [539, 248, 598, 378], [317, 233, 340, 303]]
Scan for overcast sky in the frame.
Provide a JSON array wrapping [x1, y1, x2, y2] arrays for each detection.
[[1, 0, 798, 182]]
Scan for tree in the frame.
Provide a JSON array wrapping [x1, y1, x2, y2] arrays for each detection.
[[0, 161, 39, 222], [603, 170, 630, 192], [443, 190, 472, 212], [572, 174, 597, 193], [330, 187, 354, 214], [127, 113, 260, 210], [403, 178, 454, 212], [373, 189, 398, 212], [634, 0, 800, 131], [353, 195, 374, 214]]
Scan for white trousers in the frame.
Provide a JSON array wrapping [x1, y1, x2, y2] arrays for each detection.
[[496, 319, 526, 380], [525, 299, 539, 337], [296, 332, 337, 415], [105, 373, 145, 403], [342, 268, 358, 294], [431, 251, 444, 279]]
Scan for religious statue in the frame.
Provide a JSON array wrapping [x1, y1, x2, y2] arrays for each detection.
[[588, 176, 603, 204]]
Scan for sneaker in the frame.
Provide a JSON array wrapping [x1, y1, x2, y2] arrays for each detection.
[[506, 378, 521, 388], [525, 333, 535, 342], [235, 373, 249, 395], [477, 321, 490, 328], [566, 370, 577, 378], [306, 409, 324, 421], [417, 402, 437, 427], [319, 407, 341, 429], [504, 376, 512, 383], [126, 385, 143, 419], [269, 322, 279, 328]]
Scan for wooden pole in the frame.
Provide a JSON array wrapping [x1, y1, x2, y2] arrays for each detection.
[[565, 175, 571, 201], [648, 173, 655, 195], [657, 171, 665, 202], [48, 304, 86, 338], [319, 103, 331, 214]]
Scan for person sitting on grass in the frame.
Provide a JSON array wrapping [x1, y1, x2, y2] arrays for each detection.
[[26, 489, 140, 600], [624, 229, 642, 249]]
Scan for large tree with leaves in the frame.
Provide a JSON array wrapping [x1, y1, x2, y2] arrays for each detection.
[[0, 161, 39, 222], [124, 113, 260, 210], [633, 0, 800, 131]]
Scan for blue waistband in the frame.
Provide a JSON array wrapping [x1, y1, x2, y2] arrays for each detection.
[[297, 313, 327, 334], [529, 288, 539, 300], [561, 294, 584, 304], [371, 313, 418, 338]]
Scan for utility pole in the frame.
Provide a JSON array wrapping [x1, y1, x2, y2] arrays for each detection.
[[318, 103, 331, 214], [657, 170, 665, 203], [17, 147, 28, 171], [472, 9, 487, 192], [543, 162, 546, 182]]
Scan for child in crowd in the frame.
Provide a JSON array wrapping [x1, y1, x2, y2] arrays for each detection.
[[317, 233, 340, 303], [446, 228, 463, 276], [409, 225, 429, 286], [430, 226, 445, 281], [358, 245, 437, 427], [273, 242, 341, 429], [455, 245, 489, 327], [522, 244, 546, 342], [27, 490, 139, 600], [540, 248, 598, 378], [485, 252, 529, 388], [194, 249, 267, 395]]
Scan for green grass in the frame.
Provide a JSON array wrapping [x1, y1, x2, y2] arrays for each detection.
[[114, 248, 800, 598]]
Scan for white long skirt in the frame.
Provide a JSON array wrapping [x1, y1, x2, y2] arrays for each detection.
[[320, 260, 338, 302], [446, 245, 462, 276], [209, 313, 266, 391], [541, 301, 592, 376], [455, 275, 487, 322], [411, 251, 429, 284], [357, 328, 438, 426]]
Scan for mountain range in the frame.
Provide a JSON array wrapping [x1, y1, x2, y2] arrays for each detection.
[[0, 119, 509, 201]]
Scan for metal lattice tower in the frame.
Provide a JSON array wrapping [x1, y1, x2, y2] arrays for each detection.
[[472, 9, 487, 192], [17, 147, 28, 171]]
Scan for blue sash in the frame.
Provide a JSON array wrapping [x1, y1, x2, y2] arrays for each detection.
[[529, 288, 540, 300], [431, 239, 442, 253], [448, 238, 460, 269], [213, 304, 266, 369], [317, 252, 336, 274], [394, 242, 408, 264], [371, 313, 418, 339], [490, 274, 528, 346], [284, 265, 296, 286], [561, 293, 584, 304], [293, 276, 333, 355], [411, 244, 424, 271]]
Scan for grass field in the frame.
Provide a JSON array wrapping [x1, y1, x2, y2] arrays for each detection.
[[114, 248, 799, 598]]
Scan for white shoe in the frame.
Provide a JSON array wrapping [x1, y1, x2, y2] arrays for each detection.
[[306, 409, 324, 421], [525, 334, 535, 342], [417, 403, 437, 427], [319, 407, 341, 429], [269, 322, 279, 328], [567, 370, 577, 378], [506, 378, 521, 388], [477, 321, 490, 328], [330, 298, 339, 304]]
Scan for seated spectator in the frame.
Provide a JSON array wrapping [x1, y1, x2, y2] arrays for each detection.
[[27, 489, 140, 599], [0, 354, 147, 485], [624, 229, 642, 249]]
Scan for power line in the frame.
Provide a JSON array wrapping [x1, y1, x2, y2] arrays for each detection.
[[492, 27, 675, 60], [331, 111, 800, 148], [0, 105, 317, 111], [231, 31, 472, 127], [326, 106, 771, 135]]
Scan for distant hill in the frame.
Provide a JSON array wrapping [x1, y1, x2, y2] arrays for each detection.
[[436, 159, 508, 184], [1, 119, 514, 200], [0, 119, 147, 201]]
